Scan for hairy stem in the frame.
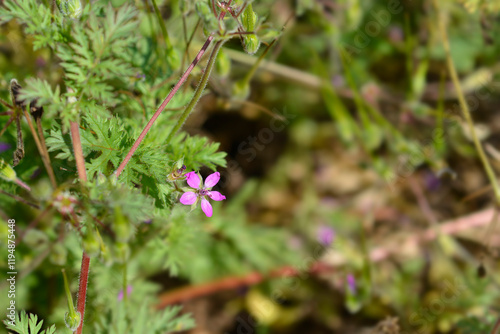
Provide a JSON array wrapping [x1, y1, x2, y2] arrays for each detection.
[[70, 121, 87, 183], [70, 120, 90, 334], [22, 109, 57, 188], [434, 0, 500, 204], [114, 35, 215, 177], [165, 40, 224, 143]]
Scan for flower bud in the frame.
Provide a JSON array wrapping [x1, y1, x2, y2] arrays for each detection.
[[113, 207, 132, 242], [83, 228, 100, 258], [242, 35, 260, 55], [114, 242, 130, 264], [64, 311, 81, 331], [53, 191, 77, 215], [50, 242, 67, 266], [167, 162, 187, 181], [0, 159, 17, 182], [216, 49, 231, 77], [241, 4, 258, 32], [232, 80, 250, 100], [56, 0, 82, 19]]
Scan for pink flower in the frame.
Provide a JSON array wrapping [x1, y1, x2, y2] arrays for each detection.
[[179, 172, 226, 217], [117, 285, 133, 301], [347, 274, 356, 294], [317, 225, 335, 246]]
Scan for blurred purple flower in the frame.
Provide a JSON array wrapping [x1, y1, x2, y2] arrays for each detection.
[[388, 26, 404, 43], [424, 171, 440, 191], [180, 172, 226, 217], [117, 285, 133, 301], [347, 274, 356, 294], [0, 143, 11, 153], [317, 225, 335, 246], [135, 73, 146, 81]]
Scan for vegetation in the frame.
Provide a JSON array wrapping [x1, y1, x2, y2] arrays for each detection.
[[1, 0, 500, 333]]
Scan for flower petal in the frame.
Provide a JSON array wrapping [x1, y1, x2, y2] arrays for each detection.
[[201, 198, 213, 217], [180, 192, 197, 205], [185, 172, 201, 189], [204, 172, 220, 188], [208, 191, 226, 201]]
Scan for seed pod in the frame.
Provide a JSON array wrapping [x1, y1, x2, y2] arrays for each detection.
[[62, 269, 81, 331], [56, 0, 82, 19]]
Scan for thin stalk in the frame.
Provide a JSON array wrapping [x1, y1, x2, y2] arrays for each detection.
[[70, 121, 87, 183], [239, 37, 277, 88], [114, 35, 215, 177], [22, 109, 57, 188], [434, 0, 500, 204], [181, 18, 201, 73], [122, 264, 128, 303], [0, 116, 15, 137], [0, 189, 38, 208], [165, 40, 224, 143], [151, 0, 172, 48], [13, 113, 24, 166], [70, 120, 90, 334]]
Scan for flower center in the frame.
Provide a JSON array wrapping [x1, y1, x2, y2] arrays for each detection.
[[199, 188, 209, 196]]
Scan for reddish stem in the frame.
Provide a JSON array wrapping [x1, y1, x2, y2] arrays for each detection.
[[156, 262, 332, 308], [70, 120, 90, 334], [114, 35, 214, 177], [115, 2, 231, 178], [70, 121, 87, 183], [75, 253, 90, 334], [492, 318, 500, 334]]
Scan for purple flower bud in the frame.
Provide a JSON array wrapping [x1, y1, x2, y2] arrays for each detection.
[[0, 142, 11, 153], [317, 225, 335, 246], [424, 170, 441, 191], [347, 274, 356, 294]]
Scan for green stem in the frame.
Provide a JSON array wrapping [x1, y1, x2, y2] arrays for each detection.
[[123, 263, 128, 303], [434, 0, 500, 204], [240, 36, 276, 88], [151, 0, 172, 49], [166, 40, 224, 143]]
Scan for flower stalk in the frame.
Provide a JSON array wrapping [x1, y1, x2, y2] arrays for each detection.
[[433, 0, 500, 204], [165, 40, 224, 144], [114, 34, 215, 178], [69, 118, 90, 334]]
